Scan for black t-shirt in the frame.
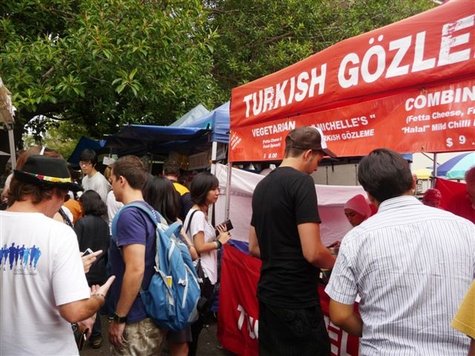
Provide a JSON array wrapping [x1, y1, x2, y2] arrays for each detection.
[[74, 215, 111, 284], [251, 166, 321, 308]]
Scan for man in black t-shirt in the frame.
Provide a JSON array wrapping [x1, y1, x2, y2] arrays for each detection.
[[249, 126, 337, 356]]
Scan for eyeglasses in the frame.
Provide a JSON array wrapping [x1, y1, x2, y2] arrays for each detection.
[[79, 161, 92, 167]]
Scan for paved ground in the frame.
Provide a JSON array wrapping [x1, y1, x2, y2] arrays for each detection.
[[80, 316, 234, 356]]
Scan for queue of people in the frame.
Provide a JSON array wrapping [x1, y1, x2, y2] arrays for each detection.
[[1, 136, 474, 356]]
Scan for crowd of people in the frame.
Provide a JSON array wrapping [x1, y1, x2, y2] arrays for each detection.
[[0, 146, 231, 355], [0, 130, 474, 355]]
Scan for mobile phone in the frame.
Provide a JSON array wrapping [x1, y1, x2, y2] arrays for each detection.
[[224, 219, 233, 231], [216, 219, 233, 236], [82, 248, 94, 256]]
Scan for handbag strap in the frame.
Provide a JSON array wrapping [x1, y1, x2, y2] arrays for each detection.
[[186, 209, 199, 234]]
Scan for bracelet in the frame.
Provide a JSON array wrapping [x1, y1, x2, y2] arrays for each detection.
[[216, 240, 223, 249], [91, 292, 105, 299]]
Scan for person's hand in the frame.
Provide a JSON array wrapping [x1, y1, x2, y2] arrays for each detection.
[[216, 224, 231, 245], [77, 315, 96, 339], [90, 275, 116, 299], [109, 320, 127, 349], [81, 249, 103, 273]]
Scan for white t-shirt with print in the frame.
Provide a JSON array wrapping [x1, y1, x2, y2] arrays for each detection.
[[184, 209, 218, 284], [0, 211, 90, 355]]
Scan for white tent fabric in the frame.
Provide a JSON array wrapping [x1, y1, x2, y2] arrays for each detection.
[[169, 104, 210, 127], [214, 163, 366, 246]]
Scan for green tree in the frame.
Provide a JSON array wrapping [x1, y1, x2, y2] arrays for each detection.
[[0, 0, 219, 144], [208, 0, 435, 93]]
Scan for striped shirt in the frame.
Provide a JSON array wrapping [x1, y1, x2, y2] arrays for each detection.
[[326, 195, 475, 355]]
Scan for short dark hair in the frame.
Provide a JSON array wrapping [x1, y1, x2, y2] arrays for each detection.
[[163, 160, 181, 176], [190, 172, 219, 206], [79, 190, 107, 217], [79, 149, 97, 165], [111, 155, 147, 190], [358, 148, 414, 203], [143, 175, 180, 224]]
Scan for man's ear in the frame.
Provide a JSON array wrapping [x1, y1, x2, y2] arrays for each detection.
[[302, 149, 313, 161]]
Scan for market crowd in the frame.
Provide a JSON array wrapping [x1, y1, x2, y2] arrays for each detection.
[[0, 128, 474, 355]]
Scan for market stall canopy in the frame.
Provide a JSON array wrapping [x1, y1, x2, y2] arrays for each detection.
[[105, 102, 230, 156], [229, 0, 475, 162], [68, 136, 107, 167], [181, 102, 230, 143], [169, 104, 210, 127], [0, 78, 14, 127], [0, 77, 17, 168], [436, 151, 475, 179], [413, 168, 432, 180], [106, 125, 212, 156]]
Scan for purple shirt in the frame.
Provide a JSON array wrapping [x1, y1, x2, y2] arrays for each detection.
[[108, 201, 156, 323]]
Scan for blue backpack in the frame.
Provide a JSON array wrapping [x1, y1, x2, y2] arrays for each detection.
[[112, 202, 200, 331]]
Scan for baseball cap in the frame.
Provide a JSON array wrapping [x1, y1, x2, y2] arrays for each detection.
[[286, 126, 337, 158]]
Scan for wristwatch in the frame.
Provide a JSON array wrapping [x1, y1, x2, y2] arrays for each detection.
[[112, 312, 127, 324]]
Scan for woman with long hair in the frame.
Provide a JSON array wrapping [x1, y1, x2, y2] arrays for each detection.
[[142, 175, 197, 356], [75, 190, 110, 349], [183, 172, 231, 356]]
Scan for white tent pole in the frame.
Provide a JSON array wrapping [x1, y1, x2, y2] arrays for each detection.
[[208, 141, 218, 224], [8, 125, 16, 170], [210, 141, 218, 175], [225, 161, 232, 220], [432, 153, 438, 188]]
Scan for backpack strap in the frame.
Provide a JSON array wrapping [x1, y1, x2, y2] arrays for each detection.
[[111, 202, 182, 274]]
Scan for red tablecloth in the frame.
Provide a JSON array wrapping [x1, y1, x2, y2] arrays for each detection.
[[218, 245, 360, 355]]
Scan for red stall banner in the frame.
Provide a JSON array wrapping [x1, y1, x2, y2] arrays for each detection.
[[218, 245, 360, 356], [229, 0, 475, 162]]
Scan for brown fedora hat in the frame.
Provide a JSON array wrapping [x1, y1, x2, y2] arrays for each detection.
[[14, 155, 82, 192]]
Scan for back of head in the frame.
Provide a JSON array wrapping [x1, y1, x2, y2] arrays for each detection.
[[111, 155, 147, 190], [79, 190, 107, 216], [143, 175, 180, 224], [285, 126, 336, 158], [422, 188, 442, 207], [163, 160, 181, 177], [465, 166, 475, 185], [190, 172, 219, 205], [358, 149, 414, 203], [79, 148, 98, 166]]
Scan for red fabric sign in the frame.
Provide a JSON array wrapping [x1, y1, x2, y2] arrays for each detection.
[[229, 1, 475, 161], [218, 245, 360, 355], [435, 177, 467, 209]]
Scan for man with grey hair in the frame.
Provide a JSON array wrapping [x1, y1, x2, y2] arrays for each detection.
[[249, 126, 336, 355]]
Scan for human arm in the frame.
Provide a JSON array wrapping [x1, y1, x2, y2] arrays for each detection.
[[329, 299, 362, 336], [193, 229, 230, 254], [108, 243, 145, 347], [298, 222, 335, 269], [58, 275, 115, 323], [248, 226, 260, 258], [190, 213, 230, 254]]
